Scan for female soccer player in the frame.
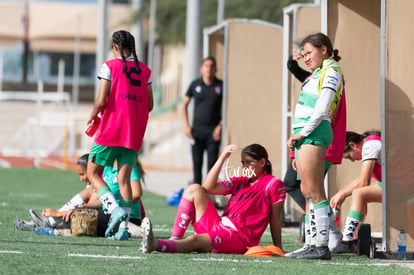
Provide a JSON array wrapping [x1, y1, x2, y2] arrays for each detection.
[[287, 32, 344, 260], [140, 143, 286, 254], [87, 30, 153, 240]]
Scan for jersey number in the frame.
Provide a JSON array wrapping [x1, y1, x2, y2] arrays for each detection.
[[126, 68, 142, 87]]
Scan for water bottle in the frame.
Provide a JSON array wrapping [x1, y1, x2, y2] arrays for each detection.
[[35, 227, 55, 236], [397, 229, 407, 260], [333, 208, 340, 228], [85, 115, 100, 137], [167, 188, 184, 206]]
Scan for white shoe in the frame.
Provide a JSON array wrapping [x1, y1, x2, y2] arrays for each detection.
[[127, 222, 142, 238], [140, 217, 154, 253]]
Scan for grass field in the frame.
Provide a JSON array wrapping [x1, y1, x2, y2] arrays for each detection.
[[0, 168, 412, 274]]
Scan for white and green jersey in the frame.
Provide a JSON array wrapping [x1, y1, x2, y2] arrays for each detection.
[[292, 58, 344, 137]]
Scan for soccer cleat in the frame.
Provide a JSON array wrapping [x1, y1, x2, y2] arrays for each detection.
[[330, 241, 356, 254], [13, 218, 37, 231], [53, 218, 71, 229], [296, 245, 331, 260], [108, 228, 129, 241], [29, 209, 49, 227], [285, 244, 311, 258], [105, 207, 128, 237], [140, 217, 155, 253]]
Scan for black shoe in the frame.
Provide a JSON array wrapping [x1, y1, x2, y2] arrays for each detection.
[[285, 244, 311, 258], [53, 218, 71, 229], [296, 245, 331, 260]]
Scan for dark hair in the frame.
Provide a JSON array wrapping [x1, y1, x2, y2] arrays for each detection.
[[241, 143, 272, 175], [300, 32, 341, 62], [76, 154, 89, 169], [344, 130, 381, 153], [202, 56, 217, 67], [112, 30, 141, 74]]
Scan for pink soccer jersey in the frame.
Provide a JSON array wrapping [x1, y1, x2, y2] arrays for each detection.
[[94, 59, 151, 151], [219, 173, 286, 247]]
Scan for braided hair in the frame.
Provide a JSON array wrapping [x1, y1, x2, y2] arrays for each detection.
[[112, 30, 141, 74], [242, 143, 272, 175]]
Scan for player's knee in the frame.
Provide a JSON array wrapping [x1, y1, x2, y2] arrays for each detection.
[[184, 183, 205, 197]]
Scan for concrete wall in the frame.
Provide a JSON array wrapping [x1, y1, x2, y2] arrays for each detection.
[[326, 0, 382, 232], [384, 0, 414, 251], [206, 20, 284, 177]]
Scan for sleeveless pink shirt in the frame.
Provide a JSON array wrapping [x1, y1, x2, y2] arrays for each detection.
[[95, 59, 151, 151]]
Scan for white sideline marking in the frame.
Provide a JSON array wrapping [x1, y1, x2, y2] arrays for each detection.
[[0, 250, 22, 254], [319, 262, 392, 267], [68, 253, 145, 260], [192, 257, 272, 263], [9, 192, 47, 198]]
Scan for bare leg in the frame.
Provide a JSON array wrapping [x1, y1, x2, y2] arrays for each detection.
[[296, 144, 330, 257], [87, 160, 106, 191], [174, 234, 213, 253], [117, 163, 133, 202], [350, 184, 382, 214], [182, 184, 212, 222], [342, 184, 382, 242], [296, 144, 327, 203]]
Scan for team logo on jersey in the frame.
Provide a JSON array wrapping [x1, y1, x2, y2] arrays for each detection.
[[215, 86, 221, 95], [214, 235, 222, 244], [195, 86, 202, 93], [223, 179, 233, 190]]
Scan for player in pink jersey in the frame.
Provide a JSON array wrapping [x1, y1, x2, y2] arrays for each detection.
[[140, 144, 286, 254], [330, 130, 382, 252], [86, 30, 153, 241]]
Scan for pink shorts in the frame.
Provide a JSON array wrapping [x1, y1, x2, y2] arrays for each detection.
[[192, 200, 247, 254]]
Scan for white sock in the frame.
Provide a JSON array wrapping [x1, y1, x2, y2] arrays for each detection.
[[59, 194, 84, 212], [99, 192, 119, 213], [342, 216, 360, 241], [314, 204, 330, 247], [342, 210, 364, 242], [309, 202, 317, 246], [304, 217, 311, 247]]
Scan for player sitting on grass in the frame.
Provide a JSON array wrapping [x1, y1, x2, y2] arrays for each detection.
[[140, 144, 286, 254], [13, 154, 146, 239]]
